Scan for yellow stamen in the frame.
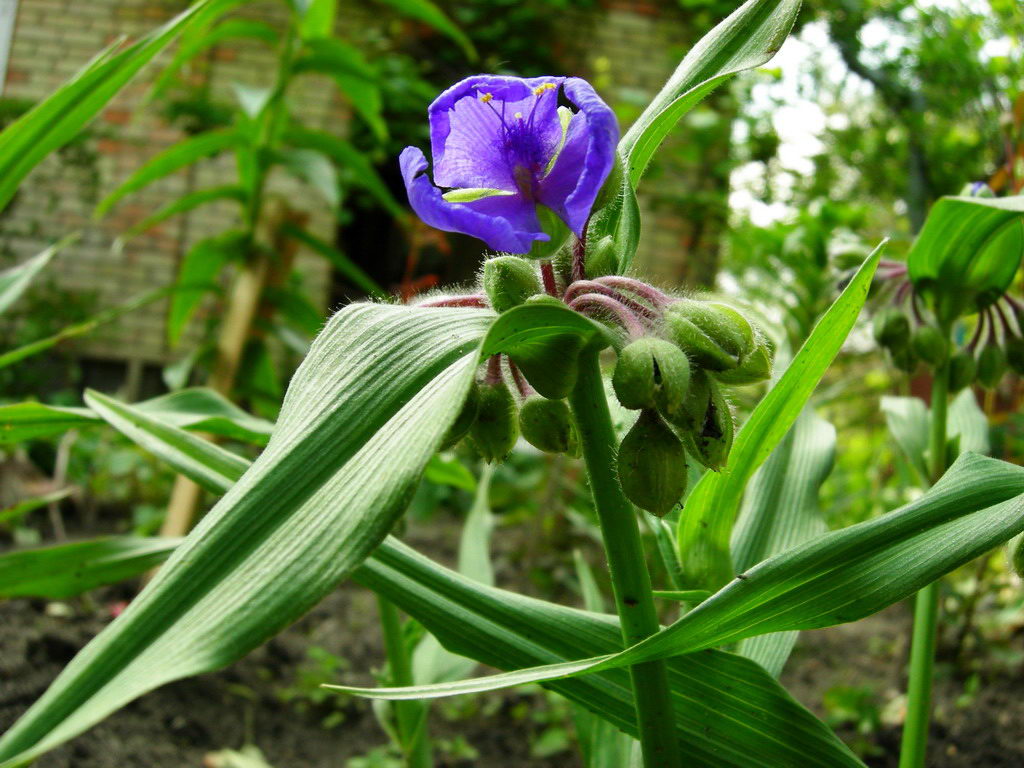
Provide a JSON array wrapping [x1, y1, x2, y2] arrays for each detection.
[[514, 112, 523, 119], [479, 92, 493, 103], [533, 83, 557, 95]]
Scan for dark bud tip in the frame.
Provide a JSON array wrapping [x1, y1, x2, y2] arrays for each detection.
[[873, 307, 911, 349], [612, 337, 691, 413], [948, 351, 976, 393], [680, 379, 734, 472], [910, 325, 949, 367], [976, 344, 1007, 389]]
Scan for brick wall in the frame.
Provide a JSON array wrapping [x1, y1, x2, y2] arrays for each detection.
[[1, 0, 726, 369]]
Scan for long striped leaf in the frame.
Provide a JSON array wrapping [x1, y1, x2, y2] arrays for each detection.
[[0, 304, 490, 767], [730, 410, 836, 677], [677, 243, 883, 590]]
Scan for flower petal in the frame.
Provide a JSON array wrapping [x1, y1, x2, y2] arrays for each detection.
[[400, 146, 548, 254], [429, 75, 565, 190], [537, 77, 618, 236]]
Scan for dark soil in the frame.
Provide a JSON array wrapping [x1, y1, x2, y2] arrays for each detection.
[[3, 510, 1024, 767]]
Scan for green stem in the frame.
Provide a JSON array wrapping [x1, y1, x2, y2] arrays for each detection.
[[899, 357, 949, 768], [568, 347, 682, 768], [376, 595, 432, 768]]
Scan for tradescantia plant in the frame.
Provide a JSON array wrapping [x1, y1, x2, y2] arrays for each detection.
[[4, 2, 1024, 767]]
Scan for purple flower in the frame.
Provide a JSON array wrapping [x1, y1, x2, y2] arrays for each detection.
[[400, 75, 618, 254]]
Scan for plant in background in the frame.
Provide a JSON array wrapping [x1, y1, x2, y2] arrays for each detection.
[[3, 3, 1024, 768], [869, 180, 1024, 768]]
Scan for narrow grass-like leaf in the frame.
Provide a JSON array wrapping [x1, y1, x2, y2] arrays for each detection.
[[372, 0, 476, 60], [116, 185, 246, 244], [95, 130, 242, 218], [0, 538, 181, 600], [330, 453, 1024, 701], [620, 0, 800, 186], [350, 539, 864, 767], [0, 489, 74, 527], [294, 39, 385, 140], [0, 403, 98, 444], [0, 304, 491, 766], [83, 389, 251, 494], [0, 0, 240, 214], [731, 411, 835, 677], [0, 239, 70, 315], [167, 232, 244, 345], [677, 243, 884, 590]]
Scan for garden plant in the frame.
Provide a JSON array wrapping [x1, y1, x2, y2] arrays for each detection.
[[0, 0, 1023, 767]]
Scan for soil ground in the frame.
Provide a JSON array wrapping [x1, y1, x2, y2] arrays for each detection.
[[3, 511, 1024, 767]]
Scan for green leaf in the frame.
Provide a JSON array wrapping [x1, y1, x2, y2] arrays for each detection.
[[0, 538, 181, 600], [278, 147, 339, 209], [882, 389, 990, 484], [94, 130, 242, 217], [280, 222, 386, 298], [619, 0, 800, 186], [299, 0, 337, 39], [83, 389, 251, 494], [115, 185, 246, 245], [350, 539, 864, 767], [329, 453, 1024, 704], [0, 387, 271, 447], [0, 304, 491, 767], [0, 237, 74, 316], [907, 196, 1024, 322], [167, 232, 245, 345], [422, 453, 476, 492], [0, 489, 74, 528], [294, 39, 385, 140], [283, 125, 404, 218], [677, 243, 884, 590], [149, 18, 279, 100], [730, 410, 835, 677], [0, 285, 168, 371], [0, 0, 242, 215], [372, 0, 476, 60]]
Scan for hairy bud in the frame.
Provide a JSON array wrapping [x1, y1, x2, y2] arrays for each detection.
[[612, 337, 691, 413], [440, 379, 480, 450], [483, 255, 542, 313], [508, 334, 585, 400], [976, 344, 1006, 389], [585, 235, 618, 279], [680, 379, 734, 471], [664, 299, 752, 372], [910, 325, 949, 366], [873, 307, 911, 349], [617, 409, 687, 517], [470, 378, 519, 462], [888, 343, 919, 374], [519, 396, 579, 456], [715, 336, 774, 385], [948, 351, 976, 393]]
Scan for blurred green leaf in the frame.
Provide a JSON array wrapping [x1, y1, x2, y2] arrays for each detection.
[[372, 0, 476, 60]]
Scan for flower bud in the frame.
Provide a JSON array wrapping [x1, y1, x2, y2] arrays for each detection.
[[483, 255, 542, 314], [470, 378, 519, 462], [680, 378, 734, 471], [976, 344, 1006, 389], [584, 235, 617, 279], [948, 350, 976, 393], [888, 343, 919, 374], [1006, 336, 1024, 375], [519, 395, 579, 456], [662, 368, 711, 435], [440, 379, 480, 450], [873, 307, 911, 349], [910, 325, 949, 366], [664, 299, 751, 372], [715, 336, 774, 385], [617, 409, 687, 517], [508, 334, 584, 400], [612, 337, 691, 413]]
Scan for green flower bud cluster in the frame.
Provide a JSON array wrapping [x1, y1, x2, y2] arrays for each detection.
[[443, 355, 581, 463], [609, 300, 772, 517]]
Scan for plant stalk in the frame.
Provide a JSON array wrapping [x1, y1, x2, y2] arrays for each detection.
[[899, 355, 949, 768], [568, 346, 681, 768], [377, 595, 432, 768]]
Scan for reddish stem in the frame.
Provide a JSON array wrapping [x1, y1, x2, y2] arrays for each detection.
[[508, 360, 534, 398], [417, 294, 487, 308], [570, 293, 645, 339], [572, 237, 586, 284], [592, 276, 673, 308], [564, 280, 658, 320], [485, 354, 504, 385], [540, 260, 559, 297]]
